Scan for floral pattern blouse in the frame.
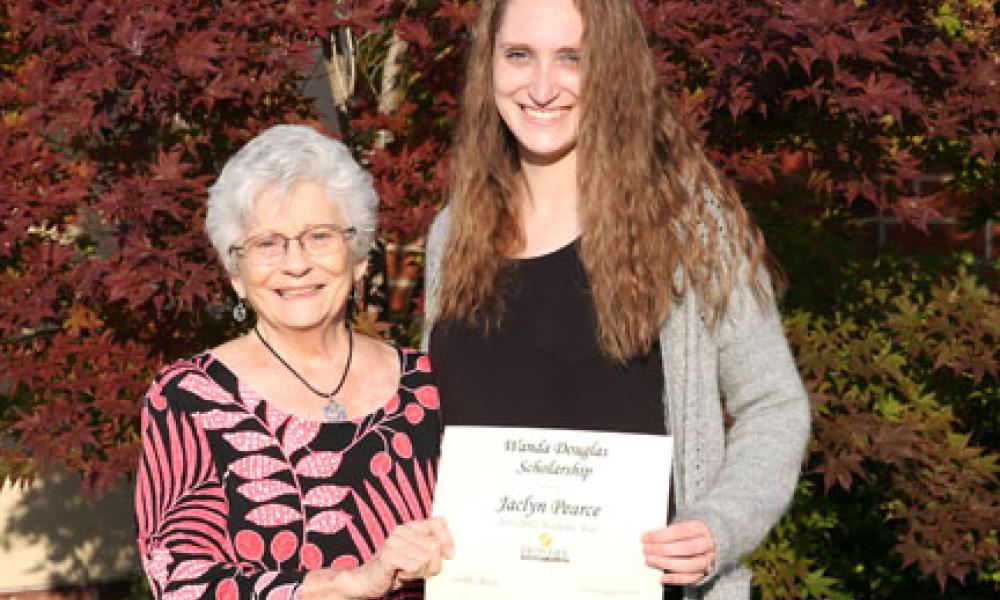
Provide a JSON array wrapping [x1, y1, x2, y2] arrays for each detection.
[[135, 348, 440, 600]]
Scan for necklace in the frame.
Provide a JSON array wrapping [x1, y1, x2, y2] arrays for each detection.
[[254, 325, 353, 422]]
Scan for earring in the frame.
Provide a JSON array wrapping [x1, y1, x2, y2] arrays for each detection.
[[233, 299, 247, 322]]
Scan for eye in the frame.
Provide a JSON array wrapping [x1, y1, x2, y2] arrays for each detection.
[[503, 47, 531, 63], [306, 228, 336, 243], [559, 49, 581, 65], [250, 234, 282, 251]]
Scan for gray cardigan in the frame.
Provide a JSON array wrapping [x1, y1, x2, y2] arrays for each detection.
[[422, 208, 811, 599]]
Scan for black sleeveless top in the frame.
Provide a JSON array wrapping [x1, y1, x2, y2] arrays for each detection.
[[430, 240, 666, 435]]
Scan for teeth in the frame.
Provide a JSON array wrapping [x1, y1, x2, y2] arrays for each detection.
[[277, 286, 321, 298], [524, 107, 566, 121]]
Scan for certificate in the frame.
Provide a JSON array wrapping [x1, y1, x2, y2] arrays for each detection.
[[427, 426, 672, 600]]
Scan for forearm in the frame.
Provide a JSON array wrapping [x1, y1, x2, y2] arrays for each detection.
[[300, 517, 453, 600]]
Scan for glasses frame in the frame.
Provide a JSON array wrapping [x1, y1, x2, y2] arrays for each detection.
[[228, 224, 358, 265]]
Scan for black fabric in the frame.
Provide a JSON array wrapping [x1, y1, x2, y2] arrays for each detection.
[[430, 240, 666, 435], [663, 585, 685, 599]]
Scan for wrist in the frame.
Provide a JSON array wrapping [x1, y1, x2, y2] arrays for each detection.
[[300, 568, 363, 600], [328, 568, 365, 600], [330, 562, 393, 600]]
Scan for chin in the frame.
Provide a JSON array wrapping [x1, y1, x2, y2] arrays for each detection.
[[265, 310, 341, 332], [519, 141, 577, 165], [288, 320, 330, 330]]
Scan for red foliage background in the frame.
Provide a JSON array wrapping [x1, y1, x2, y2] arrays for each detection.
[[1, 0, 997, 593], [0, 0, 387, 488]]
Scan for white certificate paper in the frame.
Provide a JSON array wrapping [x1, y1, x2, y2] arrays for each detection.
[[427, 426, 672, 600]]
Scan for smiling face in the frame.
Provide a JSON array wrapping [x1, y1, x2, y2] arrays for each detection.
[[230, 181, 365, 334], [493, 0, 583, 166]]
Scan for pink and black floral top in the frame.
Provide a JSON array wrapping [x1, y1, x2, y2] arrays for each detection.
[[135, 348, 440, 600]]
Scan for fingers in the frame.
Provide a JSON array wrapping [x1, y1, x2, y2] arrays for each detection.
[[641, 519, 712, 544], [645, 551, 716, 585], [642, 533, 714, 559], [641, 520, 716, 585], [408, 516, 455, 559], [322, 519, 454, 600], [376, 518, 454, 584]]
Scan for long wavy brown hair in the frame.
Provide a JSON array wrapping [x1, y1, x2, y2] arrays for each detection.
[[437, 0, 783, 362]]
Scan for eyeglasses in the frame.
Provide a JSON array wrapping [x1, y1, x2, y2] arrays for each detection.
[[229, 224, 357, 266]]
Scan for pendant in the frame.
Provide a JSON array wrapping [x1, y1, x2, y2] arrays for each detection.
[[324, 396, 348, 422]]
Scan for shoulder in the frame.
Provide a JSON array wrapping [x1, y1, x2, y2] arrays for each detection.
[[352, 334, 433, 388], [429, 204, 452, 234], [143, 352, 232, 414], [350, 333, 409, 393], [398, 347, 433, 382], [395, 347, 436, 407], [422, 206, 452, 334], [209, 335, 246, 366], [425, 205, 452, 261]]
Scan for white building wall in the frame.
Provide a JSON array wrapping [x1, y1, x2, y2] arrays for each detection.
[[0, 472, 138, 593]]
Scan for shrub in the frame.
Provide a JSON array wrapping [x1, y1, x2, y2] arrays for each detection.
[[750, 252, 999, 598], [0, 0, 368, 489]]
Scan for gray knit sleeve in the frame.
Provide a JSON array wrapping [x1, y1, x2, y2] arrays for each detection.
[[679, 271, 811, 576]]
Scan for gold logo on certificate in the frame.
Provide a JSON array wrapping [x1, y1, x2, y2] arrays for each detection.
[[520, 531, 569, 563]]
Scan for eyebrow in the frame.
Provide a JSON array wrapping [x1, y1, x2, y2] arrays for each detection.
[[495, 41, 581, 52]]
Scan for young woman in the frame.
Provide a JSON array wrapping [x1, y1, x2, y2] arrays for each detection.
[[422, 1, 810, 598], [136, 125, 452, 600]]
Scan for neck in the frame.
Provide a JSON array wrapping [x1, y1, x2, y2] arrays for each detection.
[[515, 149, 581, 257], [254, 321, 354, 420], [519, 147, 579, 211], [253, 318, 351, 367]]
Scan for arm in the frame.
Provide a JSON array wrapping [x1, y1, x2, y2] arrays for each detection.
[[643, 265, 810, 585], [300, 518, 453, 600], [678, 276, 811, 574], [135, 385, 306, 600]]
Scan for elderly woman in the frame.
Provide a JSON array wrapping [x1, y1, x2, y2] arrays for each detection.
[[135, 125, 451, 600]]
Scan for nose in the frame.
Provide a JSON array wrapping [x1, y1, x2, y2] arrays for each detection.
[[528, 61, 558, 106], [280, 237, 312, 274]]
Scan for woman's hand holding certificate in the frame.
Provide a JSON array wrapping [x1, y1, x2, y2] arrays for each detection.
[[643, 520, 717, 585]]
